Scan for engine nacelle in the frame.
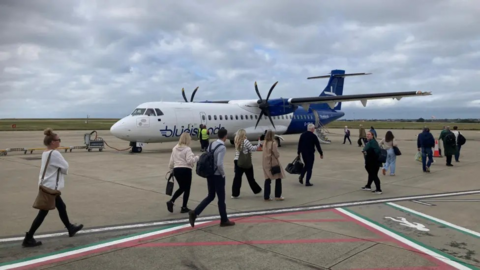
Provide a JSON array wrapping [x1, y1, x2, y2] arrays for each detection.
[[264, 98, 297, 116]]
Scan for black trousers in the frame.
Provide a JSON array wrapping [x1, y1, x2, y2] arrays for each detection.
[[194, 175, 229, 223], [365, 164, 381, 191], [300, 153, 315, 184], [264, 179, 282, 199], [170, 168, 192, 208], [343, 135, 351, 144], [358, 138, 366, 146], [232, 160, 262, 197], [28, 196, 71, 235], [446, 155, 453, 165], [200, 140, 208, 150]]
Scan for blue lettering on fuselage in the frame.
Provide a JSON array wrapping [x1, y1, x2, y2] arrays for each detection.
[[160, 124, 223, 138]]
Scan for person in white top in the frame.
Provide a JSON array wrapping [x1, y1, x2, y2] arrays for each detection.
[[22, 128, 83, 248], [380, 131, 398, 176], [167, 133, 200, 213], [231, 129, 262, 198], [452, 126, 462, 162]]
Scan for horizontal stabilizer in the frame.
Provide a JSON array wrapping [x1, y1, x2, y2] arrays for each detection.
[[308, 72, 371, 80]]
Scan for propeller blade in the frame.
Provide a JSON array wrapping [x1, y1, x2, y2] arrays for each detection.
[[266, 81, 278, 101], [191, 86, 199, 102], [255, 81, 263, 101], [182, 88, 188, 102], [255, 110, 264, 129], [267, 113, 276, 129]]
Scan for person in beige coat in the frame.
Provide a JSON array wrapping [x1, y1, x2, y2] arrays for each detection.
[[262, 130, 285, 201]]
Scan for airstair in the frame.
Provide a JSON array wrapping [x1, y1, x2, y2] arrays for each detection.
[[312, 109, 331, 144]]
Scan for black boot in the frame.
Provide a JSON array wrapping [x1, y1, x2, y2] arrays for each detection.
[[68, 223, 84, 237], [22, 232, 42, 248]]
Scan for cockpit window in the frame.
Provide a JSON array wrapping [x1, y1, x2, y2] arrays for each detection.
[[131, 108, 146, 116], [155, 108, 164, 116], [145, 108, 156, 116]]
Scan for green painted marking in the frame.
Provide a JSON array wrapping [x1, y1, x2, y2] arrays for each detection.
[[343, 208, 479, 270], [0, 224, 181, 267]]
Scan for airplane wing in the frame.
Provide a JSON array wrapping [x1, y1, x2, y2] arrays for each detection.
[[288, 91, 432, 109]]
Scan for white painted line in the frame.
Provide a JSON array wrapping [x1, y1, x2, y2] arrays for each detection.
[[411, 200, 435, 206], [2, 189, 480, 243], [387, 202, 480, 239], [0, 222, 208, 270], [336, 208, 471, 270]]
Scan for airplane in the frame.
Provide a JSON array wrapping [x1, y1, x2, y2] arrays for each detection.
[[109, 69, 432, 153]]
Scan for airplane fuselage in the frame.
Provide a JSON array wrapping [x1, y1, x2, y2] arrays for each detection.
[[110, 101, 345, 143]]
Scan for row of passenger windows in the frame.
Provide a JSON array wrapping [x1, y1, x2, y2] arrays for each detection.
[[203, 114, 314, 121]]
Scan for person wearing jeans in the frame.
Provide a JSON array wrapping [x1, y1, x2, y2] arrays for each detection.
[[417, 127, 435, 172], [189, 128, 235, 227], [380, 131, 397, 176], [262, 130, 285, 201]]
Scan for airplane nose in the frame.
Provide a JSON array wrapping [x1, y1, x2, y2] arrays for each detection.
[[110, 121, 123, 137]]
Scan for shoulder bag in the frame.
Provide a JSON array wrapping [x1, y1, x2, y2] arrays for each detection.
[[32, 150, 61, 210], [269, 142, 281, 175], [165, 171, 174, 196]]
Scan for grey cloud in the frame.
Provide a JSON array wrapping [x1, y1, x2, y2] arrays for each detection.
[[0, 0, 479, 119]]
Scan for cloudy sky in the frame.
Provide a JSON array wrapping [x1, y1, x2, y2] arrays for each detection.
[[1, 0, 479, 119]]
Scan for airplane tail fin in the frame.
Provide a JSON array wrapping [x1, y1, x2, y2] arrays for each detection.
[[308, 70, 371, 111]]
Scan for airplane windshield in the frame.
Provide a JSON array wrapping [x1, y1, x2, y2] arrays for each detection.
[[131, 108, 146, 116]]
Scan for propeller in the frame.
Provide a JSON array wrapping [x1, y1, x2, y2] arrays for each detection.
[[182, 87, 199, 102], [254, 81, 278, 129]]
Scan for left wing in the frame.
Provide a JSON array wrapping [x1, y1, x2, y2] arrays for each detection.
[[288, 91, 432, 110]]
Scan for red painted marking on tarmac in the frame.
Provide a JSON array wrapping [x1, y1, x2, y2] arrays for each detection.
[[138, 238, 391, 247], [12, 221, 217, 270], [258, 209, 332, 219], [234, 219, 349, 223], [332, 209, 455, 270]]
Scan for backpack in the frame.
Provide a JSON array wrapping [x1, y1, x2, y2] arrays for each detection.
[[457, 133, 466, 146], [444, 132, 456, 147], [378, 148, 387, 163], [237, 141, 252, 169], [196, 142, 224, 178], [346, 130, 350, 136]]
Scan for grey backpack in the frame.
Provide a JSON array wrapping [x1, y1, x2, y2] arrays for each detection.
[[237, 141, 252, 169]]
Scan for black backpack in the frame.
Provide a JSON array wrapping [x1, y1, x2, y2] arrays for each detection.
[[378, 148, 387, 163], [444, 132, 456, 147], [196, 142, 224, 178], [457, 133, 466, 146]]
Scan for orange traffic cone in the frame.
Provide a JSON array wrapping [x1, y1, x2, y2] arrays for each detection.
[[433, 139, 442, 157], [257, 138, 263, 151]]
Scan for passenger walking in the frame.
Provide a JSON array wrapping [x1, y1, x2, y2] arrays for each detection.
[[439, 126, 456, 166], [361, 131, 382, 194], [262, 130, 285, 201], [358, 124, 367, 147], [451, 126, 462, 162], [23, 128, 83, 248], [380, 131, 397, 176], [232, 129, 262, 198], [297, 123, 323, 186], [343, 126, 352, 144], [370, 126, 377, 139], [417, 127, 435, 172], [167, 133, 200, 213], [189, 128, 235, 227]]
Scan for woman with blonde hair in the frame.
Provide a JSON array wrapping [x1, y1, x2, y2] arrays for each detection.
[[262, 130, 285, 201], [167, 132, 199, 213], [23, 128, 83, 248], [232, 129, 262, 198]]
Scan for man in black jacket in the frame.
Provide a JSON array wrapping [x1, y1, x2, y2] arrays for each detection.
[[417, 127, 435, 172], [297, 124, 323, 186]]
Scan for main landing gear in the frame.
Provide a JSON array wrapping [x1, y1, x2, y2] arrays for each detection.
[[130, 142, 143, 153]]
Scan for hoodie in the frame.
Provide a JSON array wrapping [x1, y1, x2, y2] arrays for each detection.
[[168, 145, 199, 170]]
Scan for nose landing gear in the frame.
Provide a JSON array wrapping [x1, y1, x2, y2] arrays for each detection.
[[130, 142, 143, 153]]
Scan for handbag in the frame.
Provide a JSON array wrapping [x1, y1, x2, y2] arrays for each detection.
[[32, 150, 61, 211], [286, 156, 304, 174], [393, 146, 402, 156], [165, 171, 174, 196], [269, 142, 281, 175], [237, 142, 252, 169]]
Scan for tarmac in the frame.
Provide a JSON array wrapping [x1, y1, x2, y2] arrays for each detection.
[[1, 128, 479, 269]]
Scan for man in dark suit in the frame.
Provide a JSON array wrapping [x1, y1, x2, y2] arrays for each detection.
[[297, 124, 323, 186]]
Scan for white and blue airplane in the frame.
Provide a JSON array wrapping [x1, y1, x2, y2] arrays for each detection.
[[110, 70, 431, 153]]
